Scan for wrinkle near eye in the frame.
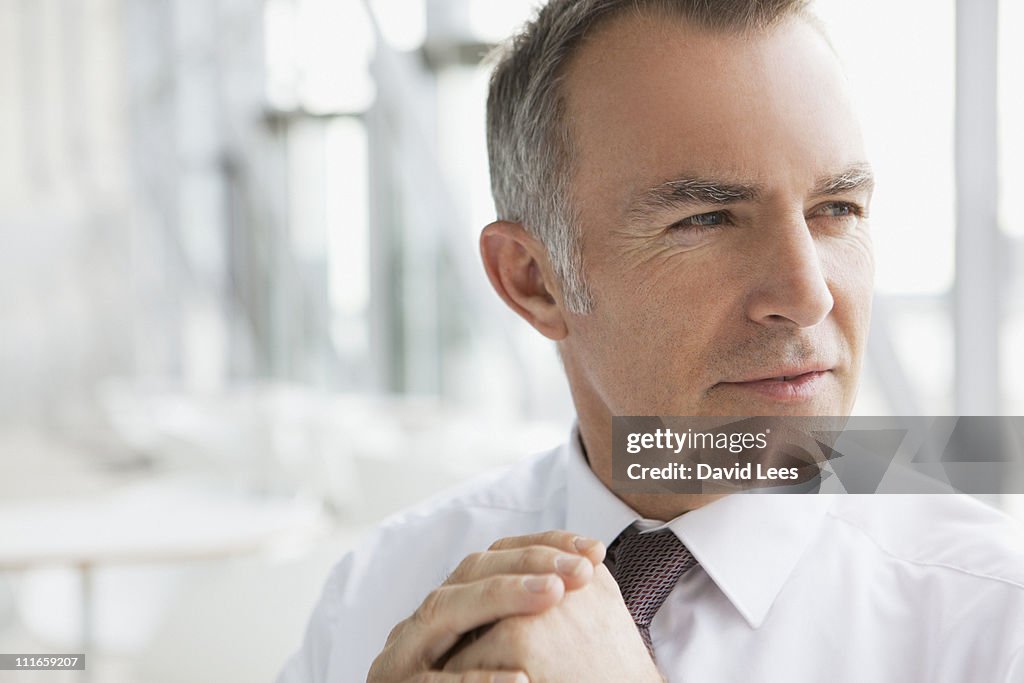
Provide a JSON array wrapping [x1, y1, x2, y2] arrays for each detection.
[[606, 226, 711, 272]]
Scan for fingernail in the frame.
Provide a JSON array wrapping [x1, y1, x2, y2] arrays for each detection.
[[555, 554, 586, 576], [573, 536, 599, 553], [523, 575, 555, 593], [493, 674, 526, 683]]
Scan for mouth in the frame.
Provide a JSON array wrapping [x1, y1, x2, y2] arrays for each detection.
[[717, 369, 833, 402]]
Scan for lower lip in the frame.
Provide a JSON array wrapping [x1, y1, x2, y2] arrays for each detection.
[[720, 371, 830, 402]]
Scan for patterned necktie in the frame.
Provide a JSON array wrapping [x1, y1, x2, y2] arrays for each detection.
[[605, 526, 698, 654]]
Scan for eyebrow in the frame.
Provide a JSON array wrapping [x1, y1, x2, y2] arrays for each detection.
[[627, 177, 762, 222], [626, 163, 875, 223], [810, 163, 875, 196]]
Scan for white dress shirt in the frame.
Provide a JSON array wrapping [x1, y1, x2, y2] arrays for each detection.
[[278, 427, 1024, 682]]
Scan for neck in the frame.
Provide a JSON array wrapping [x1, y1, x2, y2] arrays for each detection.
[[577, 413, 724, 522]]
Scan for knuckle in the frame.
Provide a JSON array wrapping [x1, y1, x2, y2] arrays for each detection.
[[541, 529, 572, 548], [488, 536, 512, 551], [385, 619, 406, 644], [415, 587, 447, 625], [452, 552, 485, 581], [480, 576, 507, 605], [518, 546, 551, 572], [366, 652, 388, 681]]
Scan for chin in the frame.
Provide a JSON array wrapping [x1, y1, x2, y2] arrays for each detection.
[[698, 396, 851, 417]]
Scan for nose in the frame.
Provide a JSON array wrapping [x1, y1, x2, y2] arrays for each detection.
[[745, 217, 834, 328]]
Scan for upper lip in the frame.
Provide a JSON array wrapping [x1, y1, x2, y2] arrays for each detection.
[[723, 366, 833, 383]]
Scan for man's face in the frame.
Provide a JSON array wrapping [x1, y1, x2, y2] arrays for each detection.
[[559, 12, 874, 418]]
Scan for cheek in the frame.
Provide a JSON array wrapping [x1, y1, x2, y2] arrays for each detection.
[[823, 234, 874, 311], [609, 251, 738, 348], [573, 253, 743, 411], [826, 226, 874, 276], [820, 235, 875, 364]]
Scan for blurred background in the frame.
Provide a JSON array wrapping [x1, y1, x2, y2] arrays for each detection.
[[0, 0, 1021, 680]]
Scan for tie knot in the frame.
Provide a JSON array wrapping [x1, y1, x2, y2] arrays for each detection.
[[606, 527, 697, 630]]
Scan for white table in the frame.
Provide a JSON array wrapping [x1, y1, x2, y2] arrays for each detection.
[[0, 478, 328, 682]]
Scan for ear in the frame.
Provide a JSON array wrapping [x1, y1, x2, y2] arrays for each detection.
[[480, 221, 569, 341]]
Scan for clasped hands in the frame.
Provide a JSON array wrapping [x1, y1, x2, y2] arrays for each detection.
[[367, 531, 665, 683]]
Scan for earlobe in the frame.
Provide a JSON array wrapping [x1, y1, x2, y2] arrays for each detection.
[[480, 221, 569, 341]]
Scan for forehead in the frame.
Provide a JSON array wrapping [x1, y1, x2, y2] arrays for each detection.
[[561, 11, 864, 209]]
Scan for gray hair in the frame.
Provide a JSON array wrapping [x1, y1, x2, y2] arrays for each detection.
[[486, 0, 813, 314]]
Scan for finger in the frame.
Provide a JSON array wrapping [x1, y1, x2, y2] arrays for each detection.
[[406, 672, 528, 683], [487, 531, 606, 564], [410, 574, 564, 665], [448, 547, 594, 590]]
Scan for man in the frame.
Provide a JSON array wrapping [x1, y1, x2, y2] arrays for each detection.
[[278, 1, 1024, 681]]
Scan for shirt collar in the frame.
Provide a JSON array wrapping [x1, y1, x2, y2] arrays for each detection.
[[565, 425, 639, 548], [564, 423, 835, 629]]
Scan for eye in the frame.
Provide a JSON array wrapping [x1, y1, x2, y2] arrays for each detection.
[[669, 211, 730, 231], [811, 201, 865, 220]]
